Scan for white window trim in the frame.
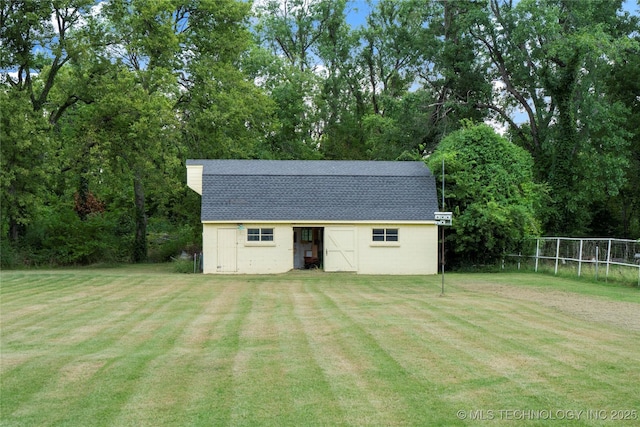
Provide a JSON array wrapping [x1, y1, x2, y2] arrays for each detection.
[[246, 228, 275, 246], [371, 228, 400, 247]]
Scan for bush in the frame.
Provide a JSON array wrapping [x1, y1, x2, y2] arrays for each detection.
[[147, 219, 200, 263], [0, 238, 19, 269], [428, 121, 546, 267], [173, 258, 197, 274], [21, 204, 130, 266]]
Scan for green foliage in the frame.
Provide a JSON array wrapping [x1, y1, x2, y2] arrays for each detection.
[[19, 204, 130, 266], [428, 122, 545, 266], [464, 0, 639, 235], [147, 218, 199, 263], [0, 89, 52, 241], [0, 237, 19, 269], [172, 258, 197, 274], [1, 0, 638, 267]]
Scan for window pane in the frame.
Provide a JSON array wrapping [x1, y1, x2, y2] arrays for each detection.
[[372, 229, 385, 241], [386, 229, 398, 241], [261, 228, 274, 241], [248, 229, 260, 241]]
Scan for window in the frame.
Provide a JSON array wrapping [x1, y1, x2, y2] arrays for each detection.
[[372, 228, 398, 242], [301, 228, 313, 243], [247, 228, 274, 242]]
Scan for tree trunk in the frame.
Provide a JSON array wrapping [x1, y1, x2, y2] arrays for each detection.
[[7, 184, 21, 242], [132, 172, 147, 263]]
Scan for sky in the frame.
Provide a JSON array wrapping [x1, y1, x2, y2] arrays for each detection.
[[342, 0, 639, 26]]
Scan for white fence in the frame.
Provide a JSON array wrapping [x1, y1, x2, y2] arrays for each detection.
[[506, 237, 640, 286]]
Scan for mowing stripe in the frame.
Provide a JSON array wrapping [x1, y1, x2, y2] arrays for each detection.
[[1, 270, 638, 426], [305, 281, 465, 426]]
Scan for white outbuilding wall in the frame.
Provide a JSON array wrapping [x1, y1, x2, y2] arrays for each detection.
[[201, 222, 438, 275]]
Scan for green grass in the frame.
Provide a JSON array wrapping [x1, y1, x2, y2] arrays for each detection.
[[1, 267, 639, 426], [504, 257, 640, 287]]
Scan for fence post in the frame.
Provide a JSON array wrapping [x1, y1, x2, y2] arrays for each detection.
[[578, 238, 583, 277], [606, 239, 612, 282], [595, 245, 599, 281], [535, 238, 540, 272], [555, 238, 560, 275]]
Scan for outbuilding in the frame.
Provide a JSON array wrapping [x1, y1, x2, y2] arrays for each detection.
[[186, 159, 439, 274]]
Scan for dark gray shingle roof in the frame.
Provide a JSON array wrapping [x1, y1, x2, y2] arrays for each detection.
[[187, 160, 439, 222]]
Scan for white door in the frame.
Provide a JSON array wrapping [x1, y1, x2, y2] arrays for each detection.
[[217, 228, 237, 272], [324, 227, 357, 272]]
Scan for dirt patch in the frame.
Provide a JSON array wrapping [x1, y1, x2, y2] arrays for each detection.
[[457, 283, 640, 332]]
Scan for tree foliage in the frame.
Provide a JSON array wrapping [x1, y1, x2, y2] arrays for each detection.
[[428, 122, 545, 266], [464, 0, 636, 234], [1, 0, 638, 267]]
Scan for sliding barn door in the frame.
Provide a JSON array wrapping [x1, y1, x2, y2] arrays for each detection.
[[324, 227, 357, 272]]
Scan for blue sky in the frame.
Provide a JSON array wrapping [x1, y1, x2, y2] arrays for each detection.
[[343, 0, 639, 26]]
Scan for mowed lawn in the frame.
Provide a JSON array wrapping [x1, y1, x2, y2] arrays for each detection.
[[1, 267, 639, 426]]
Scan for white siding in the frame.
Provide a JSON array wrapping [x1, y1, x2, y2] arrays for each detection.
[[201, 222, 438, 275], [202, 223, 292, 274], [355, 224, 438, 275], [186, 165, 203, 195]]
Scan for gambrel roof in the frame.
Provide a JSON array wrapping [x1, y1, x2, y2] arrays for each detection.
[[186, 159, 438, 222]]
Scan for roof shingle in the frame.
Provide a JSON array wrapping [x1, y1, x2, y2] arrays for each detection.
[[187, 160, 439, 222]]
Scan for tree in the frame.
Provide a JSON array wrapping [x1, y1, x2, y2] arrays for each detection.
[[357, 0, 440, 159], [0, 88, 50, 241], [594, 18, 640, 237], [464, 0, 636, 235], [251, 0, 337, 158], [427, 122, 545, 267], [176, 0, 276, 159], [312, 0, 368, 159], [2, 0, 267, 264], [0, 0, 97, 241], [93, 0, 267, 261]]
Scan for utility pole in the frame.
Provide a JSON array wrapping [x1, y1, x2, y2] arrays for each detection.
[[434, 158, 452, 295]]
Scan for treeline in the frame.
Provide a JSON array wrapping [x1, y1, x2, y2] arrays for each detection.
[[1, 0, 639, 268]]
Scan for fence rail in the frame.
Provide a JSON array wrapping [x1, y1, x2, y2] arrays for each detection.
[[505, 237, 640, 286]]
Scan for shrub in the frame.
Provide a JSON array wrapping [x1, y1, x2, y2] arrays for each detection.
[[428, 121, 546, 267], [21, 204, 129, 266]]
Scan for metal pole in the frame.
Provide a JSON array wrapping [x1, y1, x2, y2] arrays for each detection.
[[535, 238, 540, 272], [578, 238, 583, 277], [441, 158, 445, 295], [555, 238, 560, 275], [441, 226, 445, 295], [595, 245, 599, 281], [442, 158, 445, 211], [606, 239, 611, 282]]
